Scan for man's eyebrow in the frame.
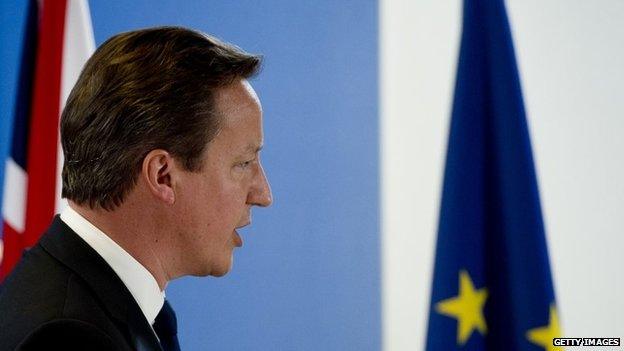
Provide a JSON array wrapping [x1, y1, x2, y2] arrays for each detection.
[[243, 144, 263, 154]]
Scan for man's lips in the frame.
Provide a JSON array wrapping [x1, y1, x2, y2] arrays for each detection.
[[233, 230, 243, 247], [233, 221, 250, 247]]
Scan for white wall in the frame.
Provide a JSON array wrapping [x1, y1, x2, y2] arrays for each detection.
[[381, 1, 624, 349]]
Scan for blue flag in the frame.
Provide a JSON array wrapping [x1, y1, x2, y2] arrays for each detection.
[[425, 1, 561, 350]]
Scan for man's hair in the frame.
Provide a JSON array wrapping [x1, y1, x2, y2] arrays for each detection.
[[61, 26, 261, 210]]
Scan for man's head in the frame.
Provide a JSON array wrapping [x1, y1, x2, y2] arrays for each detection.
[[61, 27, 272, 278]]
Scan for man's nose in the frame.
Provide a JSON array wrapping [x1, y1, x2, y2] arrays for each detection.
[[249, 163, 272, 207]]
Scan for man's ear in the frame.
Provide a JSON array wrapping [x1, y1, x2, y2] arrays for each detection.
[[142, 149, 176, 205]]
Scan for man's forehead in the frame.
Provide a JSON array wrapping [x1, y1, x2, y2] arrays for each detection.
[[214, 79, 261, 115], [241, 79, 260, 106]]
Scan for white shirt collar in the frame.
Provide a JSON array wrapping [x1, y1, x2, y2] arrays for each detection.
[[60, 206, 165, 325]]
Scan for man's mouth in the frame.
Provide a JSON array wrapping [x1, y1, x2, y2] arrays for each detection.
[[233, 219, 251, 247], [233, 230, 243, 247]]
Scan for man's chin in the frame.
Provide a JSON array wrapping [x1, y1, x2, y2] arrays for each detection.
[[209, 270, 229, 278], [205, 258, 234, 277]]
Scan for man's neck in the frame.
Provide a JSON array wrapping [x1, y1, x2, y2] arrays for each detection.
[[68, 201, 172, 290]]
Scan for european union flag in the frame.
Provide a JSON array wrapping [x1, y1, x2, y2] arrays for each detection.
[[425, 0, 561, 350]]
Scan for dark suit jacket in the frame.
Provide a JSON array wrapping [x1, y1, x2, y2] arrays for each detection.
[[0, 216, 164, 351]]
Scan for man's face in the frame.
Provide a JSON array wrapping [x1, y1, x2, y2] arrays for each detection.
[[175, 79, 272, 277]]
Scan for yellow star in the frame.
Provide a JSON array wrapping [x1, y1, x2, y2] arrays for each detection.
[[435, 270, 488, 345], [527, 304, 562, 351]]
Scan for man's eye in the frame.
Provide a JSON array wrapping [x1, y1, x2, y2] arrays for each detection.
[[238, 160, 253, 168]]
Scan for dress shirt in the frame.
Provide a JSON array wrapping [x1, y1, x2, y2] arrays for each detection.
[[60, 206, 165, 326]]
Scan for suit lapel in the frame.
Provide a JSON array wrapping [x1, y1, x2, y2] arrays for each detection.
[[40, 216, 164, 351]]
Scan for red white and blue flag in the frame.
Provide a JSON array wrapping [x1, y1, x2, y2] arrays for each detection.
[[0, 0, 94, 280]]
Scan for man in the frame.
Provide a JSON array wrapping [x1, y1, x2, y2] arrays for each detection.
[[0, 26, 272, 350]]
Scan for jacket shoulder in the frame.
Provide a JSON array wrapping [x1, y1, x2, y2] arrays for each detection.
[[0, 245, 128, 351], [15, 319, 119, 351], [0, 244, 71, 327]]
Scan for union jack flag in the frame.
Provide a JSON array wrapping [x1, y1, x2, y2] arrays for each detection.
[[0, 0, 95, 280]]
